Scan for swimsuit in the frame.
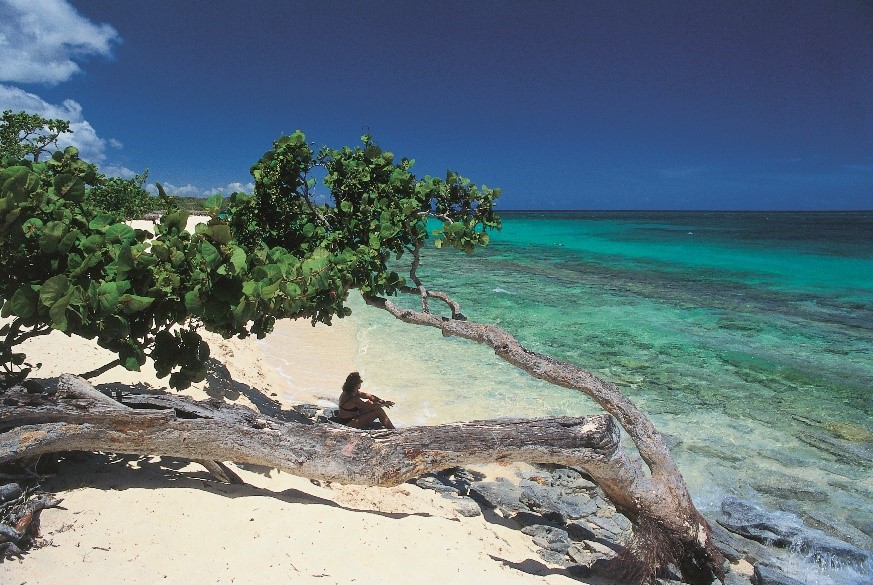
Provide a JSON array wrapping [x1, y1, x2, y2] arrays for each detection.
[[338, 394, 361, 422]]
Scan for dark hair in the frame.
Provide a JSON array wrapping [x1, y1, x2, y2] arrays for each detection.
[[342, 371, 362, 394]]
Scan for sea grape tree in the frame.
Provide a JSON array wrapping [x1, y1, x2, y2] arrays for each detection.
[[85, 169, 156, 220], [228, 131, 501, 311], [0, 135, 345, 389], [0, 110, 71, 163]]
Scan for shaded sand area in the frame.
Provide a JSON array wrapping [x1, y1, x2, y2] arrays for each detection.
[[2, 220, 583, 584]]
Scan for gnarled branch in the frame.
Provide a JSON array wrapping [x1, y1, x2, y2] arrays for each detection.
[[362, 292, 724, 584]]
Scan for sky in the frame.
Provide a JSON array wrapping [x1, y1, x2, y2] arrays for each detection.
[[0, 0, 871, 210]]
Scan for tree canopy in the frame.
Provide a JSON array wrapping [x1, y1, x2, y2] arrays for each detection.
[[0, 116, 500, 391]]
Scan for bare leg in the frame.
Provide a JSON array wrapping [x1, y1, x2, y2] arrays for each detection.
[[349, 406, 395, 429]]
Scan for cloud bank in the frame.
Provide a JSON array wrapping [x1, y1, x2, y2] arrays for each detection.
[[146, 182, 255, 198], [0, 0, 119, 85], [0, 83, 109, 162], [1, 1, 253, 197]]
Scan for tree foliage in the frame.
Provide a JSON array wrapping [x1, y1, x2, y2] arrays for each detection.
[[0, 118, 499, 391], [85, 169, 157, 220], [0, 110, 71, 164], [228, 131, 500, 299], [0, 143, 344, 389]]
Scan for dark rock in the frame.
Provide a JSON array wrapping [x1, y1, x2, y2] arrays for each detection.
[[852, 520, 873, 539], [587, 514, 624, 538], [548, 467, 597, 491], [583, 539, 618, 556], [292, 403, 320, 419], [414, 474, 459, 496], [795, 431, 873, 467], [320, 408, 339, 421], [442, 494, 481, 517], [519, 481, 598, 521], [567, 543, 594, 565], [435, 467, 477, 494], [511, 511, 556, 529], [469, 480, 524, 515], [611, 512, 632, 533], [752, 564, 809, 585], [800, 511, 873, 551], [708, 519, 774, 565], [719, 497, 872, 572], [752, 477, 829, 503], [566, 520, 598, 542], [537, 548, 570, 566], [719, 497, 803, 547], [521, 524, 572, 552], [0, 483, 23, 504]]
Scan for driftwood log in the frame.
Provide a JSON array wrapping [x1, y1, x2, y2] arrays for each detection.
[[1, 357, 723, 584], [1, 375, 620, 484]]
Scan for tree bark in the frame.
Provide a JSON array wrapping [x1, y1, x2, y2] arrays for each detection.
[[1, 375, 621, 485], [362, 293, 724, 584]]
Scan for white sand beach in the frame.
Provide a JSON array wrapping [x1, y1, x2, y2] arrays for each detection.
[[1, 218, 584, 585]]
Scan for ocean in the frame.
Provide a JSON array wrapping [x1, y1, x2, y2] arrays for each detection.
[[265, 210, 873, 580]]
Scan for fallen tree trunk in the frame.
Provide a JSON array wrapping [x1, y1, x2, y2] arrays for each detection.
[[363, 293, 725, 585], [1, 375, 623, 485], [1, 370, 723, 583]]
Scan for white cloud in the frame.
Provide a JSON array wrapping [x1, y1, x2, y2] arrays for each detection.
[[108, 138, 123, 149], [145, 181, 256, 198], [0, 0, 119, 85], [0, 83, 108, 161], [216, 181, 255, 195], [146, 182, 204, 197], [101, 165, 138, 179]]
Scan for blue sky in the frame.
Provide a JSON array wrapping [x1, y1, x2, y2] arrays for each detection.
[[1, 0, 871, 210]]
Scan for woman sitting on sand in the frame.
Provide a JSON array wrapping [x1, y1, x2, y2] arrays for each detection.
[[338, 372, 396, 429]]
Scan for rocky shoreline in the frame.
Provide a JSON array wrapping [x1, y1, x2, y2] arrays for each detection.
[[414, 466, 872, 585], [296, 404, 873, 585]]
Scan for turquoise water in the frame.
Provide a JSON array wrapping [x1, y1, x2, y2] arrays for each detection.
[[276, 211, 873, 573]]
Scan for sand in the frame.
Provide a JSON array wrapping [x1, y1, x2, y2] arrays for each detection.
[[1, 218, 584, 585]]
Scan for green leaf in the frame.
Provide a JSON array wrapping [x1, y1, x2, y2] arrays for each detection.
[[204, 224, 231, 245], [184, 289, 203, 312], [105, 223, 136, 244], [97, 281, 130, 313], [100, 315, 130, 340], [260, 282, 279, 300], [200, 240, 221, 268], [53, 173, 85, 202], [204, 194, 223, 213], [49, 291, 74, 331], [39, 275, 70, 307], [9, 285, 38, 318], [115, 243, 135, 274], [39, 220, 66, 254], [88, 213, 116, 230], [21, 217, 43, 236], [162, 211, 189, 232], [119, 294, 154, 314], [242, 280, 259, 298], [229, 247, 247, 273], [119, 343, 145, 372]]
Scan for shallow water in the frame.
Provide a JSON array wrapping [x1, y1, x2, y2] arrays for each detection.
[[265, 211, 873, 581]]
